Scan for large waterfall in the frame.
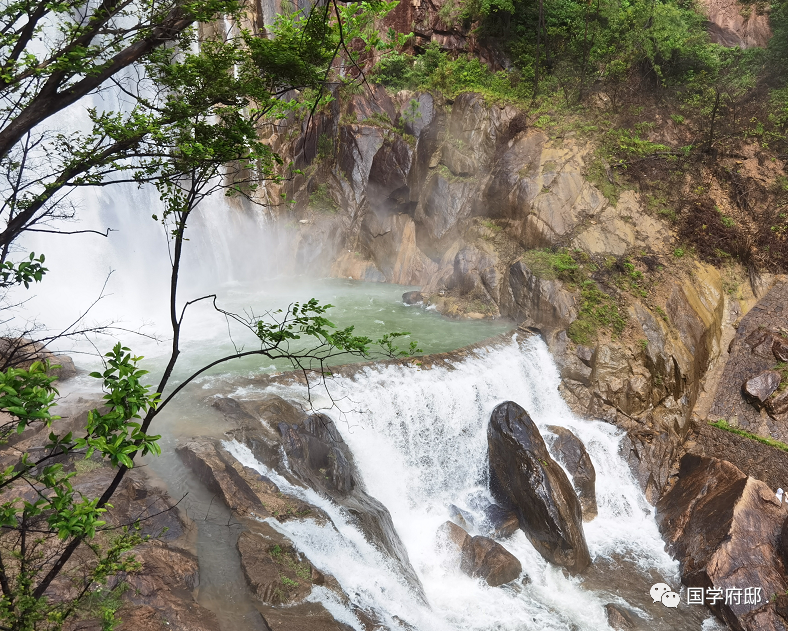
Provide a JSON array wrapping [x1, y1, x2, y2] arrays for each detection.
[[222, 335, 720, 631]]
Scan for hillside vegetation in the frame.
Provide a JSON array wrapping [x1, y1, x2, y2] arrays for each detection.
[[365, 0, 788, 275]]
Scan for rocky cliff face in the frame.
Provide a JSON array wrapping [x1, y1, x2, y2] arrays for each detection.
[[252, 87, 740, 503]]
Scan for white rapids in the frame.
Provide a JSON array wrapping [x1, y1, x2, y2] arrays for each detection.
[[222, 335, 725, 631]]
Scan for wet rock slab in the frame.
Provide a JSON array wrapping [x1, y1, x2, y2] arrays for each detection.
[[237, 525, 315, 605], [436, 520, 522, 587], [604, 603, 639, 630], [545, 425, 598, 521], [487, 401, 590, 574], [657, 454, 788, 630], [258, 602, 354, 631], [117, 543, 220, 631]]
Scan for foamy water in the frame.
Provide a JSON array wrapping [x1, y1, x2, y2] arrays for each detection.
[[223, 335, 721, 630]]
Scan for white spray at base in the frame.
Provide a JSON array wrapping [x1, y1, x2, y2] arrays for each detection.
[[225, 335, 720, 630]]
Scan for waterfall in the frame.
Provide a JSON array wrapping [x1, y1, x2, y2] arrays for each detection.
[[224, 335, 722, 631], [6, 54, 282, 366]]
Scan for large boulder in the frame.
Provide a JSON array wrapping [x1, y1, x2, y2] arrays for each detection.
[[657, 454, 788, 631], [437, 520, 470, 556], [437, 521, 522, 587], [0, 337, 76, 381], [460, 535, 523, 587], [402, 290, 424, 304], [273, 412, 426, 602], [545, 425, 598, 521], [481, 503, 520, 538], [487, 401, 591, 574]]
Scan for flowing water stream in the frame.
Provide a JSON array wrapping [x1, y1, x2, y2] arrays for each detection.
[[51, 268, 724, 630], [209, 334, 720, 631]]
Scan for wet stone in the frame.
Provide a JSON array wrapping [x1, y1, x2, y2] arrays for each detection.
[[482, 503, 520, 538], [402, 290, 424, 305], [459, 535, 523, 587]]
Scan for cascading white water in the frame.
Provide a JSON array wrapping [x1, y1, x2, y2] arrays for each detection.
[[7, 51, 283, 365], [224, 335, 724, 631]]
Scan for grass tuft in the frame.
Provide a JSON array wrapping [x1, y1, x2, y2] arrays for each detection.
[[709, 419, 788, 453]]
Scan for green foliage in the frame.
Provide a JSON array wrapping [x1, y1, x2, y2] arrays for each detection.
[[774, 362, 788, 393], [0, 360, 59, 439], [81, 345, 161, 469], [281, 576, 299, 588], [372, 43, 529, 102], [479, 218, 502, 233], [308, 184, 339, 213], [709, 419, 788, 453], [586, 158, 622, 205], [317, 134, 334, 161], [567, 281, 627, 345], [0, 253, 47, 289], [604, 128, 670, 161], [522, 248, 581, 283], [77, 582, 129, 631]]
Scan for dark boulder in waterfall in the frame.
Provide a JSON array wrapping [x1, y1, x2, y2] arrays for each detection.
[[545, 425, 598, 521], [657, 454, 788, 631], [480, 503, 520, 538], [402, 290, 424, 304], [437, 521, 522, 586], [487, 401, 591, 574], [274, 411, 427, 602], [436, 520, 470, 559], [460, 535, 523, 587]]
